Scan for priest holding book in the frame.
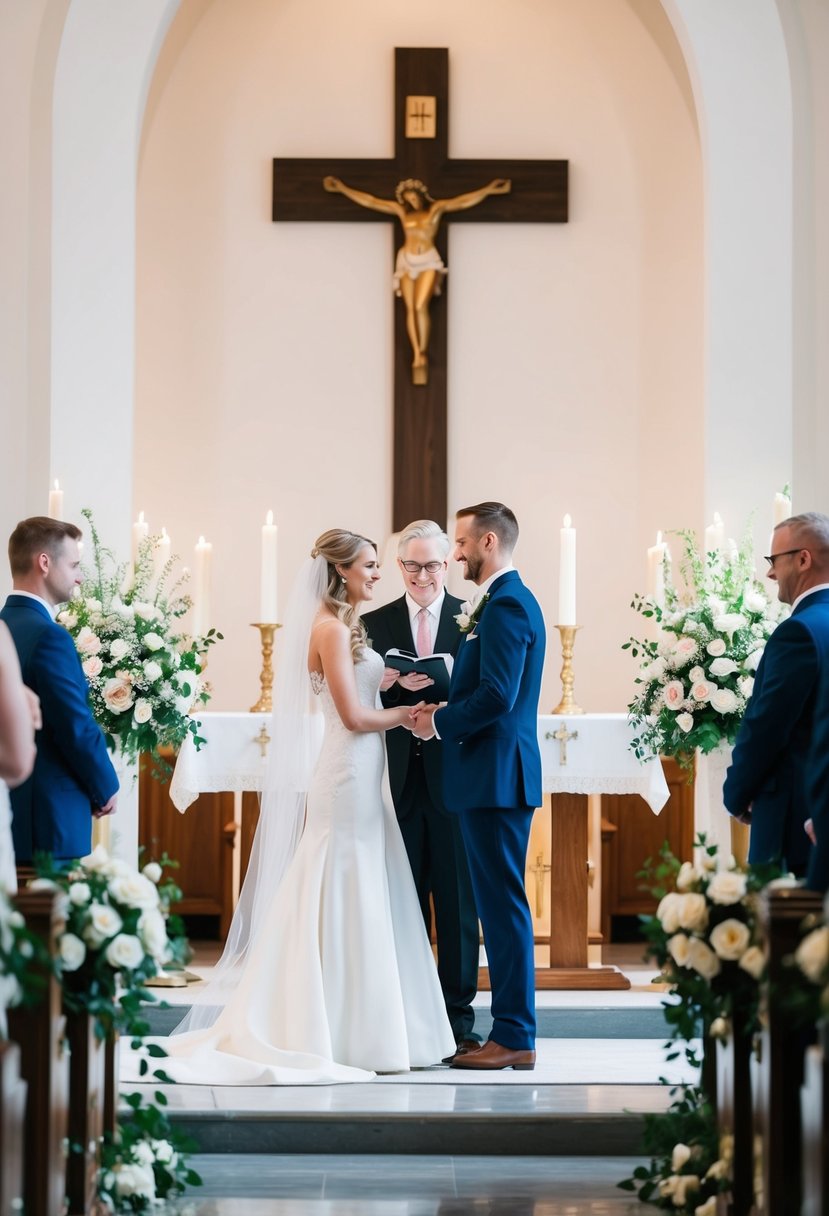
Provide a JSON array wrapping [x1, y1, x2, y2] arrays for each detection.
[[363, 520, 480, 1055]]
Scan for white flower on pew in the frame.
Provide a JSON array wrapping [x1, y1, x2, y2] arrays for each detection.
[[738, 945, 766, 980], [709, 918, 751, 961], [706, 870, 747, 905], [795, 924, 829, 985]]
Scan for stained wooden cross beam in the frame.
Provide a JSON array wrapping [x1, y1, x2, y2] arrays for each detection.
[[273, 47, 568, 529]]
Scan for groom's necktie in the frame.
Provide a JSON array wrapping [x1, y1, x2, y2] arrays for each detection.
[[416, 608, 431, 658]]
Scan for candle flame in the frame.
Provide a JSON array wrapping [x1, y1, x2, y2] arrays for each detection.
[[53, 479, 60, 491], [138, 510, 145, 524], [161, 527, 169, 540], [563, 514, 572, 528], [713, 511, 722, 525], [656, 530, 663, 545], [266, 510, 274, 526], [198, 536, 205, 546]]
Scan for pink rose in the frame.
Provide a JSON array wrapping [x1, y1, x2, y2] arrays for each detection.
[[691, 680, 715, 703], [102, 677, 135, 715], [663, 680, 685, 710], [76, 626, 102, 656], [82, 655, 104, 678]]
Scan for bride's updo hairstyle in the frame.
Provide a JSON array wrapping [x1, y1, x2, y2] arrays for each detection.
[[311, 529, 376, 659]]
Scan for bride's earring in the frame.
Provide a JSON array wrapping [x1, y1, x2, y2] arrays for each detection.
[[341, 577, 347, 585]]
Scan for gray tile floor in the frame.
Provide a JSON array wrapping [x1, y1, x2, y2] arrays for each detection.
[[185, 1154, 650, 1213]]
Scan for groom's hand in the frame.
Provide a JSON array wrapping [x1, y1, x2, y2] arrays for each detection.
[[412, 703, 438, 741]]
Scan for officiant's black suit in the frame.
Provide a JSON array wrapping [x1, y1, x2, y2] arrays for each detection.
[[363, 592, 479, 1043]]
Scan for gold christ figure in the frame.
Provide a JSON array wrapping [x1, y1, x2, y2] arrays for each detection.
[[323, 174, 511, 385]]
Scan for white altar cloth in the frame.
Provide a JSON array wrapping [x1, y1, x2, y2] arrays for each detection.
[[537, 713, 669, 814], [171, 711, 668, 815]]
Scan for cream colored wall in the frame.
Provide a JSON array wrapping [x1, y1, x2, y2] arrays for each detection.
[[135, 0, 703, 713]]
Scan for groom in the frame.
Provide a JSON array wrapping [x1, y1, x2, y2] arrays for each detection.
[[414, 502, 545, 1070]]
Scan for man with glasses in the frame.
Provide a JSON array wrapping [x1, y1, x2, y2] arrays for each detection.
[[724, 512, 829, 876], [363, 520, 480, 1055]]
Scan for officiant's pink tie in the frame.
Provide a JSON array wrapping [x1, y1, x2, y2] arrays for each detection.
[[416, 608, 431, 658]]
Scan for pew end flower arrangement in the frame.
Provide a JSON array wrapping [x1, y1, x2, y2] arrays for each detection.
[[0, 889, 50, 1039], [624, 528, 785, 768], [619, 837, 781, 1213], [58, 509, 222, 776], [779, 903, 829, 1029], [31, 845, 202, 1211]]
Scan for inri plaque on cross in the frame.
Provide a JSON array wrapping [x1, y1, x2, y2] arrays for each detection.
[[272, 48, 568, 529]]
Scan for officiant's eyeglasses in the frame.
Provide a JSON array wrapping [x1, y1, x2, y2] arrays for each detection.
[[763, 548, 803, 568], [400, 560, 444, 573]]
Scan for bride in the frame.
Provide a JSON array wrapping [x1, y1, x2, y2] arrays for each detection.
[[152, 529, 456, 1084]]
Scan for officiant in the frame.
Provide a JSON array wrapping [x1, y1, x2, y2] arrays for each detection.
[[363, 520, 480, 1053]]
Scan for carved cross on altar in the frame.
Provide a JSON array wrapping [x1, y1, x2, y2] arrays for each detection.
[[272, 47, 568, 528], [549, 723, 578, 766]]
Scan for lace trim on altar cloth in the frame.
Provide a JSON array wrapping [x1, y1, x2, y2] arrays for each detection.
[[542, 772, 667, 812], [169, 772, 265, 812]]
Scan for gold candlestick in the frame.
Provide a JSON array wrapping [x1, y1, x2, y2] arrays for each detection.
[[551, 624, 584, 715], [250, 622, 281, 713]]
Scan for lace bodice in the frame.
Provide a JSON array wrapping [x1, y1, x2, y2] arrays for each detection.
[[309, 646, 384, 719]]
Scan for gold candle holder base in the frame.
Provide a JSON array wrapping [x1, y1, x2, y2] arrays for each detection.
[[250, 622, 282, 714], [551, 624, 584, 715]]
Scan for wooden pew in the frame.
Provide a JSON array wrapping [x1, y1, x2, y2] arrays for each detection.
[[751, 886, 823, 1216], [801, 1020, 829, 1216], [0, 1039, 27, 1216], [7, 889, 70, 1216], [65, 1011, 107, 1216], [715, 1006, 754, 1216]]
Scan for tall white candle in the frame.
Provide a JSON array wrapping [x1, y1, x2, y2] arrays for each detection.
[[132, 511, 149, 570], [704, 512, 724, 555], [48, 479, 64, 520], [773, 491, 791, 528], [260, 511, 278, 622], [647, 531, 669, 606], [191, 537, 213, 638], [153, 527, 171, 587], [558, 514, 576, 625]]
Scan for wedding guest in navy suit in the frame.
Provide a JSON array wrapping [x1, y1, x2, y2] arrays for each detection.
[[723, 512, 829, 876], [0, 517, 119, 865], [414, 502, 545, 1071], [363, 520, 479, 1054]]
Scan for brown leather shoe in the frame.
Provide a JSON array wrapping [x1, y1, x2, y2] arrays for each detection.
[[441, 1038, 482, 1064], [450, 1039, 535, 1071]]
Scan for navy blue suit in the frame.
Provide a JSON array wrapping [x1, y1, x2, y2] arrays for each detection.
[[0, 595, 119, 863], [435, 571, 545, 1050], [723, 588, 829, 874], [363, 592, 479, 1041]]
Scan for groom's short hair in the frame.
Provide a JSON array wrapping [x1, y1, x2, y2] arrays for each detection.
[[456, 501, 519, 553], [8, 516, 82, 577]]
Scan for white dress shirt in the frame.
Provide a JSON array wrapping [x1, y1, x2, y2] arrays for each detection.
[[791, 583, 829, 612]]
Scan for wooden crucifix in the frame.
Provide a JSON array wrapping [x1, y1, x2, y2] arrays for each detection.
[[273, 48, 568, 529]]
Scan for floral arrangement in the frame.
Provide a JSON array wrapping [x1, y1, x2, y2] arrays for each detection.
[[98, 1090, 201, 1213], [0, 889, 49, 1038], [32, 844, 189, 1040], [638, 837, 780, 1061], [58, 509, 221, 771], [619, 1085, 730, 1215], [777, 907, 829, 1029], [624, 528, 785, 765]]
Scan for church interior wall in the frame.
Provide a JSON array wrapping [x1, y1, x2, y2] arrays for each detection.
[[134, 0, 704, 713]]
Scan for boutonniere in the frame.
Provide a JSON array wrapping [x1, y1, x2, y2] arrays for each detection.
[[455, 594, 490, 634]]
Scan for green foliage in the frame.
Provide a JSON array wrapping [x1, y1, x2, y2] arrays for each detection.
[[97, 1088, 202, 1211]]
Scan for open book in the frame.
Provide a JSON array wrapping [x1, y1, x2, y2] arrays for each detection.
[[383, 649, 454, 701]]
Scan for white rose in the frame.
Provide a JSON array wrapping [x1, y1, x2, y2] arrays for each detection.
[[83, 903, 123, 947], [676, 862, 701, 892], [672, 637, 699, 664], [109, 873, 159, 911], [104, 933, 145, 970], [151, 1139, 177, 1166], [58, 610, 78, 628], [677, 893, 709, 932], [81, 655, 104, 679], [706, 638, 727, 657], [686, 937, 721, 980], [656, 892, 682, 934], [709, 917, 751, 961], [743, 587, 768, 614], [675, 1177, 701, 1208], [133, 601, 160, 622], [142, 861, 162, 884], [113, 1163, 156, 1200], [68, 881, 91, 906], [690, 680, 715, 703], [102, 677, 134, 715], [137, 909, 169, 960], [739, 945, 766, 980], [143, 660, 163, 682], [671, 1143, 692, 1171], [663, 680, 685, 710], [109, 638, 130, 661], [708, 657, 738, 677], [738, 675, 755, 699], [709, 1016, 729, 1040], [744, 649, 765, 672], [706, 870, 747, 905], [695, 1196, 719, 1215], [795, 926, 829, 984], [75, 626, 102, 656], [689, 666, 705, 683], [133, 699, 153, 725], [132, 1141, 155, 1166], [456, 613, 471, 630], [143, 631, 164, 652], [658, 1176, 680, 1200], [27, 877, 57, 892], [710, 687, 739, 714], [676, 712, 695, 734], [667, 933, 691, 967], [59, 932, 87, 972], [0, 974, 22, 1009], [714, 613, 748, 638]]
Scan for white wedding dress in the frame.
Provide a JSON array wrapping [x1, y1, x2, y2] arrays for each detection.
[[138, 647, 455, 1085]]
